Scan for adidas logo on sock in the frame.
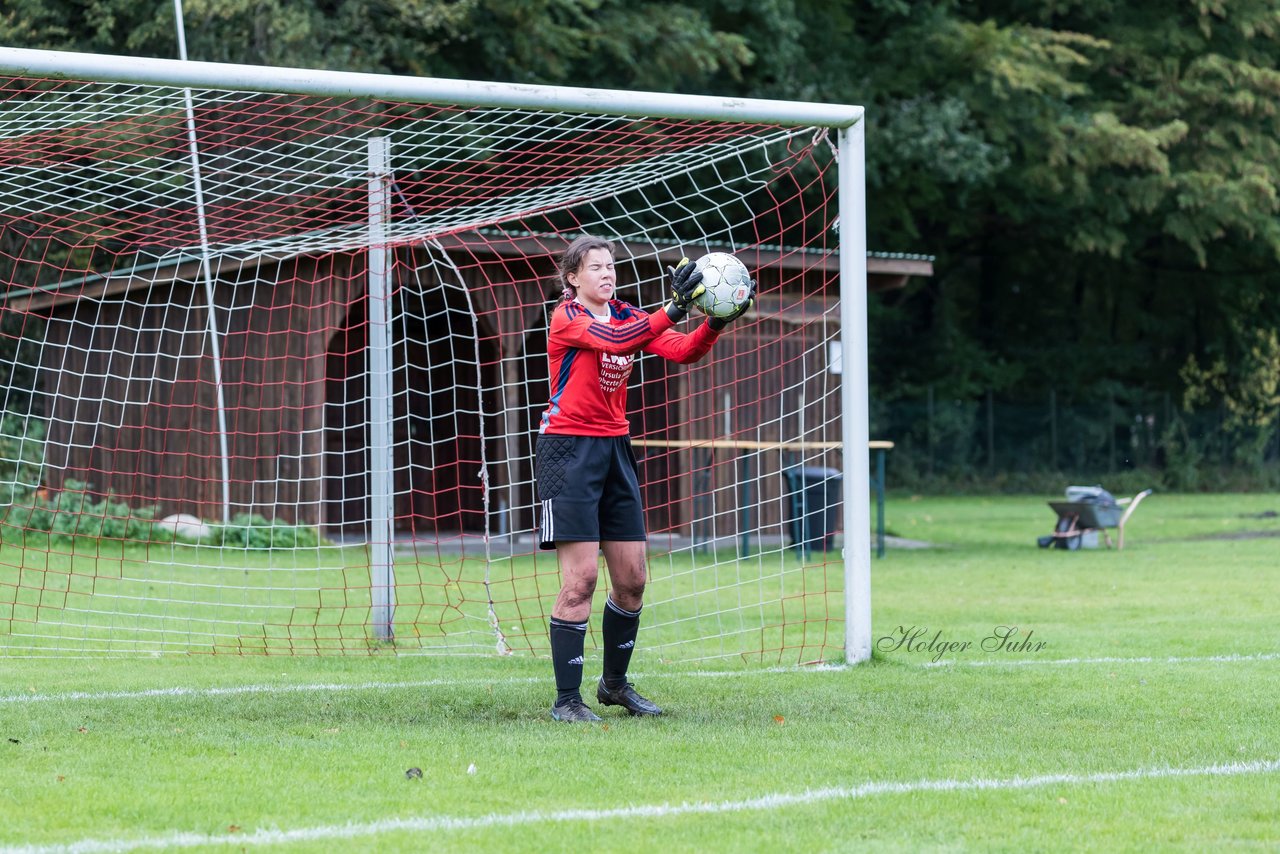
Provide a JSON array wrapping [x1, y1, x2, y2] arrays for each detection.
[[566, 655, 584, 666], [616, 640, 635, 649]]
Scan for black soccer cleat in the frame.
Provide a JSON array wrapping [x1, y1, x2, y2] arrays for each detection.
[[596, 679, 663, 716], [550, 697, 602, 723]]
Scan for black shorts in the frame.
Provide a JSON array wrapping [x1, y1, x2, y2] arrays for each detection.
[[535, 434, 646, 550]]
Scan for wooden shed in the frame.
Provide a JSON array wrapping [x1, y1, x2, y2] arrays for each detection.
[[11, 232, 930, 542]]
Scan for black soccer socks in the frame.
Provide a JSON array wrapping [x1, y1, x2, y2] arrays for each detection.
[[601, 598, 641, 690], [549, 617, 588, 704]]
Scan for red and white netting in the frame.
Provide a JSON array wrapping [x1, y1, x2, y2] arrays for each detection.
[[0, 70, 847, 661]]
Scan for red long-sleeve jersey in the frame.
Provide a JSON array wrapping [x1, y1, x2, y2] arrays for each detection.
[[539, 299, 720, 436]]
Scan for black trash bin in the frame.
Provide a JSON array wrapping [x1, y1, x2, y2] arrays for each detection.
[[783, 466, 843, 555]]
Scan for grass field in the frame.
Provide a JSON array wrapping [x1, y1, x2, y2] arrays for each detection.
[[1, 492, 1278, 851], [0, 534, 842, 661]]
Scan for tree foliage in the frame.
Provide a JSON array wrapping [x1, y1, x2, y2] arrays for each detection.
[[4, 0, 1279, 479]]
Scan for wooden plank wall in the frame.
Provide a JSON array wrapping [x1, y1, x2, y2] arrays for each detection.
[[41, 255, 361, 525], [37, 245, 841, 540], [671, 311, 843, 541]]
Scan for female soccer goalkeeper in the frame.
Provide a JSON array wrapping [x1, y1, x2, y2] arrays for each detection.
[[536, 235, 753, 722]]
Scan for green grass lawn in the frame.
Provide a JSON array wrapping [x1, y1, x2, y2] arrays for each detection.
[[0, 532, 844, 662], [1, 492, 1278, 851]]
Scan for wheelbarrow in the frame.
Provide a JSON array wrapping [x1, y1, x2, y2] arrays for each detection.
[[1037, 487, 1153, 551]]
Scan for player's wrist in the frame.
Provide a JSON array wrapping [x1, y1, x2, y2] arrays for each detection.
[[666, 257, 704, 321]]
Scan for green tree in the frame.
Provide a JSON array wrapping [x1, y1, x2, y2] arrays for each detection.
[[6, 0, 1280, 482], [0, 0, 753, 88]]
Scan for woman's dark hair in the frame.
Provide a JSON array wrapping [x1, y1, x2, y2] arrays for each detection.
[[557, 235, 615, 303]]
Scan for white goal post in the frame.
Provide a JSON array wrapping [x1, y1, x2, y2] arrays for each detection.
[[0, 46, 870, 663]]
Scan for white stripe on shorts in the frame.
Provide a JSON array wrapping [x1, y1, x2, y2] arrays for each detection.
[[541, 498, 553, 543]]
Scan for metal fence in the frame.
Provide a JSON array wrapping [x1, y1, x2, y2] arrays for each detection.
[[873, 387, 1280, 488]]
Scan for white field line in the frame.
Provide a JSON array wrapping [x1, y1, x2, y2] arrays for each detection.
[[0, 678, 542, 705], [0, 665, 847, 706], [2, 653, 1277, 706], [3, 758, 1277, 854], [923, 651, 1280, 668]]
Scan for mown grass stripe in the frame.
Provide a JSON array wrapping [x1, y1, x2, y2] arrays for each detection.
[[5, 758, 1277, 854], [5, 651, 1277, 705], [0, 665, 849, 705], [923, 651, 1280, 668]]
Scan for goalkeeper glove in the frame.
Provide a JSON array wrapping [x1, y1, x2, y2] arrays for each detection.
[[708, 278, 757, 331], [663, 257, 705, 322]]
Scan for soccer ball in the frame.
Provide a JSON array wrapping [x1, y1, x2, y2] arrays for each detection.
[[692, 252, 753, 319]]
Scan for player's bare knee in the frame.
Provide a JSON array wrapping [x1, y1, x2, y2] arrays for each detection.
[[612, 575, 646, 610], [558, 569, 598, 611], [561, 583, 596, 610]]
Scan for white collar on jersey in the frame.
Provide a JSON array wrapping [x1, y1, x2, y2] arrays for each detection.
[[574, 297, 611, 322]]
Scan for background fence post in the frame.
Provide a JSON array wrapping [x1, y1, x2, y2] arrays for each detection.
[[1108, 391, 1116, 473], [926, 384, 935, 478], [1218, 404, 1226, 464], [1049, 388, 1058, 471], [1274, 408, 1280, 462], [986, 389, 995, 472]]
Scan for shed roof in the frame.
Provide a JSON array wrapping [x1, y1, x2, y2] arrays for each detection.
[[6, 231, 932, 313]]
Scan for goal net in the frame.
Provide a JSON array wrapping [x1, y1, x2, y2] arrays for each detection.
[[0, 50, 866, 662]]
